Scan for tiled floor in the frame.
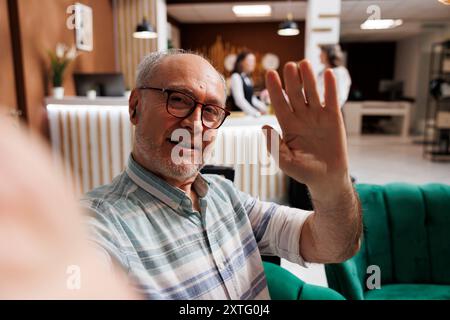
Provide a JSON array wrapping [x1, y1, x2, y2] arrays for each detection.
[[347, 135, 450, 185], [282, 135, 450, 287]]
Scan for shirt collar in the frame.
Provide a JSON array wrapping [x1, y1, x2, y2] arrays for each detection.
[[125, 155, 210, 211]]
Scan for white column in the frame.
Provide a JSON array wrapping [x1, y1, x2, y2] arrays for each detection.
[[305, 0, 342, 74], [156, 0, 168, 51]]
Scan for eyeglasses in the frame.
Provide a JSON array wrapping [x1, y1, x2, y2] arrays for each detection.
[[137, 86, 230, 129]]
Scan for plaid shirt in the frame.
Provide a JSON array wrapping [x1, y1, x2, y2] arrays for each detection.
[[81, 156, 311, 300]]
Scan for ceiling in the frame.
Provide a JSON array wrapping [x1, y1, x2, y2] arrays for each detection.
[[340, 0, 450, 41], [167, 1, 307, 23], [167, 0, 450, 41]]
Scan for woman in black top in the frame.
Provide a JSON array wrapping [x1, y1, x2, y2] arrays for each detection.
[[228, 51, 268, 117]]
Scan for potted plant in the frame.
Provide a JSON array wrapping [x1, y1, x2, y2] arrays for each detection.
[[87, 84, 97, 99], [48, 43, 77, 99]]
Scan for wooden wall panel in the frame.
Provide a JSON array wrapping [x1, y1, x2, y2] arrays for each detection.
[[180, 22, 305, 89], [16, 0, 116, 135], [113, 0, 158, 90], [0, 0, 17, 118]]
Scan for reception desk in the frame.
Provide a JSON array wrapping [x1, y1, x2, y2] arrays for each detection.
[[46, 97, 287, 203], [343, 101, 412, 137]]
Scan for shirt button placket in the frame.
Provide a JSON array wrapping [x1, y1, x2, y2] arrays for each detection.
[[214, 235, 239, 299]]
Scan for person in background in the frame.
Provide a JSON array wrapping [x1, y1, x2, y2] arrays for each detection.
[[228, 51, 268, 117], [317, 44, 352, 108]]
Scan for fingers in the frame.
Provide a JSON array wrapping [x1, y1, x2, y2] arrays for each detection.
[[265, 70, 293, 124], [299, 60, 321, 108], [283, 62, 306, 110], [324, 69, 340, 113]]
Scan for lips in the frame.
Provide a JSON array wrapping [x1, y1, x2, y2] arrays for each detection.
[[166, 138, 200, 150]]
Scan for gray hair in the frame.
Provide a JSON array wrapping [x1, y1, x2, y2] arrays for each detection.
[[135, 49, 226, 97]]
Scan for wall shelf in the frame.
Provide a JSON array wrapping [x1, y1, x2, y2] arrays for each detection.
[[423, 40, 450, 161]]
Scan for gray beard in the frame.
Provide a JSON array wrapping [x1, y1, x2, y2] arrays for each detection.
[[134, 131, 203, 182]]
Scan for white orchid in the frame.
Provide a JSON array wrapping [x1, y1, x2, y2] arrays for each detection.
[[48, 43, 78, 87], [55, 43, 66, 59], [66, 45, 77, 60]]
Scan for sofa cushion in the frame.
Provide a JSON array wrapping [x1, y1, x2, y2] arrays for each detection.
[[263, 262, 345, 300], [364, 284, 450, 300], [301, 283, 345, 300], [326, 183, 450, 300], [383, 184, 431, 283], [263, 261, 303, 300], [356, 184, 393, 284], [357, 183, 450, 285], [421, 184, 450, 284]]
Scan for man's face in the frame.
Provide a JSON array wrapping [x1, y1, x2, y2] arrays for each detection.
[[132, 54, 226, 182]]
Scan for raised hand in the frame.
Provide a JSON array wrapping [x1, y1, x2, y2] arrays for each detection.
[[264, 60, 352, 199], [263, 61, 361, 263]]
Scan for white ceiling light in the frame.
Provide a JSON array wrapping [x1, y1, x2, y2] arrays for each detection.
[[133, 17, 157, 39], [438, 0, 450, 5], [232, 5, 272, 17], [278, 13, 299, 36], [360, 19, 403, 30]]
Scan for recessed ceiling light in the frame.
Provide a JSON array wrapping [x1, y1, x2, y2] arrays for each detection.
[[438, 0, 450, 5], [360, 19, 403, 30], [232, 5, 272, 17]]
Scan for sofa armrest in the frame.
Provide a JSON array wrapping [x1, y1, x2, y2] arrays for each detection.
[[263, 261, 345, 300], [325, 259, 365, 300]]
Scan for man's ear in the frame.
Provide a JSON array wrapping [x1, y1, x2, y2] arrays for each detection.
[[129, 89, 139, 125]]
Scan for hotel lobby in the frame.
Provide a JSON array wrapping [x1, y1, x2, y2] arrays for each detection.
[[1, 0, 450, 302]]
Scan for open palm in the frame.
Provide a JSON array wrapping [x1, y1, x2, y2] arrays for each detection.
[[264, 60, 350, 191]]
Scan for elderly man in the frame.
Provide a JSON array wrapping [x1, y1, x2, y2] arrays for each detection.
[[81, 49, 362, 300]]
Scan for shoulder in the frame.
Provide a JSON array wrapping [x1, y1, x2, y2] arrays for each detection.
[[80, 172, 135, 217], [202, 173, 237, 197], [201, 173, 256, 212], [334, 66, 351, 78], [231, 73, 243, 82]]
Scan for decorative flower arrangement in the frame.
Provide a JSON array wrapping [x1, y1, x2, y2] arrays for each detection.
[[48, 43, 77, 90]]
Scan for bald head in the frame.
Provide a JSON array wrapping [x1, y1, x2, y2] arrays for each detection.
[[136, 49, 226, 98]]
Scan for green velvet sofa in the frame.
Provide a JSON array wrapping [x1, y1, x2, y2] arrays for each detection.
[[325, 183, 450, 300], [263, 261, 344, 300]]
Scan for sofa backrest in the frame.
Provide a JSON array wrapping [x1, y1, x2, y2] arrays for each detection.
[[356, 183, 450, 285]]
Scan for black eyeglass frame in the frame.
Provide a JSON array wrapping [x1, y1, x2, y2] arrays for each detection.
[[137, 86, 230, 129]]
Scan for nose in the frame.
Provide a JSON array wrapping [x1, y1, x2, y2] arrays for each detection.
[[179, 103, 203, 133]]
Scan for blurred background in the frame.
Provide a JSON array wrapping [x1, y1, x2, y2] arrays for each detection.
[[1, 0, 450, 291]]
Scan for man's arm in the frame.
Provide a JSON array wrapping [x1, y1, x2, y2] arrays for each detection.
[[264, 60, 362, 264], [251, 95, 268, 113], [301, 181, 362, 263]]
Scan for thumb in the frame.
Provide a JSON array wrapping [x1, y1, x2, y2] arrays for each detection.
[[262, 125, 293, 166], [262, 125, 281, 157]]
